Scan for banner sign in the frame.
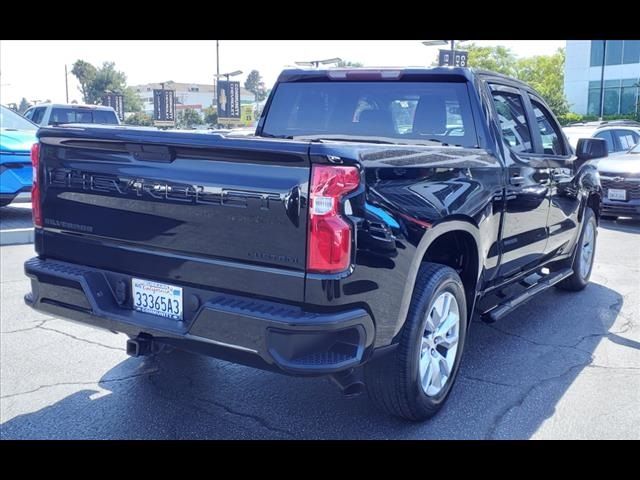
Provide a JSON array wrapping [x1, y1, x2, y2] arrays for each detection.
[[217, 80, 241, 120], [101, 93, 125, 121], [438, 50, 469, 67], [153, 89, 176, 125]]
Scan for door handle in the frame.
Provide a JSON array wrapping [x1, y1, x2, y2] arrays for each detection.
[[510, 175, 525, 186]]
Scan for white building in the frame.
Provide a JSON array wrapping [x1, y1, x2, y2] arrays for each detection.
[[131, 81, 255, 116], [564, 40, 640, 115]]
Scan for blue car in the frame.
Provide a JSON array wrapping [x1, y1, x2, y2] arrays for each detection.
[[1, 105, 37, 207]]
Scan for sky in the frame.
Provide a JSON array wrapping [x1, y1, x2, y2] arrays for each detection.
[[0, 40, 565, 106]]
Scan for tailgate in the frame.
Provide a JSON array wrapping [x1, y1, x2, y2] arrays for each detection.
[[36, 127, 310, 301]]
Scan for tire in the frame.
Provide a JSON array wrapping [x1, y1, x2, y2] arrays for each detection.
[[556, 207, 597, 292], [364, 262, 468, 421], [0, 199, 13, 208]]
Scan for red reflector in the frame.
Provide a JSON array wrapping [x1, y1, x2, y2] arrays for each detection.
[[30, 143, 42, 228], [307, 165, 360, 273]]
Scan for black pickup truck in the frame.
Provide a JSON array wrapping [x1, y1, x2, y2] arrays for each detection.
[[24, 67, 606, 421]]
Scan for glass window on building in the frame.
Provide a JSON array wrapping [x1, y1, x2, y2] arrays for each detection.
[[623, 40, 640, 64], [620, 79, 639, 114], [587, 79, 639, 115], [591, 40, 640, 67], [590, 40, 604, 67], [587, 81, 601, 115], [605, 40, 624, 66]]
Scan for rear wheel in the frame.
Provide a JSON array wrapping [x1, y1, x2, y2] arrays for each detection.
[[556, 207, 597, 291], [364, 263, 468, 421]]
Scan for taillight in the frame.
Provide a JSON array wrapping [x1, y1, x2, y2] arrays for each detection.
[[30, 143, 42, 228], [307, 165, 360, 273]]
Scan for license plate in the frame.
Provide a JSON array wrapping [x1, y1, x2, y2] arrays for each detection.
[[132, 278, 183, 320], [608, 188, 626, 201]]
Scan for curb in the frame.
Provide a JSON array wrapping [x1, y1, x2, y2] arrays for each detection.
[[0, 228, 34, 246]]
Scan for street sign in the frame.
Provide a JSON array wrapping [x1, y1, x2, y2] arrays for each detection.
[[153, 89, 176, 127], [438, 49, 469, 67], [217, 80, 241, 121], [101, 93, 125, 121]]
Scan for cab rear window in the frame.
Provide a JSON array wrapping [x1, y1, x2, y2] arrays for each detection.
[[49, 108, 118, 125], [262, 81, 478, 147]]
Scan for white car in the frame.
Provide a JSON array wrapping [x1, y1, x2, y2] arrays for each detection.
[[563, 120, 640, 155], [24, 103, 120, 127]]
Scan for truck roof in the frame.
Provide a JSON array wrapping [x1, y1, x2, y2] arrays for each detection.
[[276, 66, 536, 92], [29, 103, 116, 111]]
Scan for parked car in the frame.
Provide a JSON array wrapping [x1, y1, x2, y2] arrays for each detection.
[[0, 105, 37, 207], [24, 103, 120, 127], [563, 120, 640, 155], [591, 141, 640, 219], [24, 67, 605, 421]]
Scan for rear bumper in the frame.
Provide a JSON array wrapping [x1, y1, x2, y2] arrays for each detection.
[[24, 257, 375, 375]]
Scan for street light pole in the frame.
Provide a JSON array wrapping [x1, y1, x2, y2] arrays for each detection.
[[450, 40, 455, 66], [65, 65, 69, 103], [599, 40, 608, 121]]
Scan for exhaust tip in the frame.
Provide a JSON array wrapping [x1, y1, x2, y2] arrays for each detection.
[[341, 381, 365, 398], [329, 369, 365, 398]]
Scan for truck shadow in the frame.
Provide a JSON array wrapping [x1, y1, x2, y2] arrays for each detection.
[[0, 282, 625, 439]]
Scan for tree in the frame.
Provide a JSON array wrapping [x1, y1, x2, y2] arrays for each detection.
[[123, 87, 142, 113], [465, 43, 518, 76], [71, 60, 97, 103], [18, 98, 31, 114], [70, 60, 141, 112], [244, 70, 268, 103], [516, 49, 570, 117], [177, 108, 203, 128], [124, 112, 153, 126], [464, 44, 570, 117], [203, 106, 218, 126], [336, 60, 364, 67]]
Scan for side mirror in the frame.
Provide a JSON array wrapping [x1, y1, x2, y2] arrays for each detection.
[[576, 137, 608, 161]]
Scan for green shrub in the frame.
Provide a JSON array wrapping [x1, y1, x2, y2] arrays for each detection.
[[558, 112, 639, 126]]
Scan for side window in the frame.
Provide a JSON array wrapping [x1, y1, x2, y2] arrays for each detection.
[[24, 109, 33, 120], [491, 90, 533, 153], [31, 107, 45, 125], [530, 99, 566, 155], [594, 130, 617, 153], [614, 130, 640, 151]]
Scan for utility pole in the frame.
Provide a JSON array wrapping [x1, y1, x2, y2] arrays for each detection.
[[65, 65, 69, 103], [598, 40, 608, 121]]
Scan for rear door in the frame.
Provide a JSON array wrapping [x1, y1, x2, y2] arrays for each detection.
[[489, 83, 551, 280], [38, 130, 310, 301], [526, 93, 580, 256]]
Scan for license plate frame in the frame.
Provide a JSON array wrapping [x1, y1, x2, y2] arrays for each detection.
[[608, 188, 626, 201], [132, 278, 183, 321]]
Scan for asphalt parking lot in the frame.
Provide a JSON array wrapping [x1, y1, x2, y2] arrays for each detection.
[[1, 219, 638, 439]]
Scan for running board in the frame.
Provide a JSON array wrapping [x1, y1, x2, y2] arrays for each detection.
[[481, 268, 574, 323]]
